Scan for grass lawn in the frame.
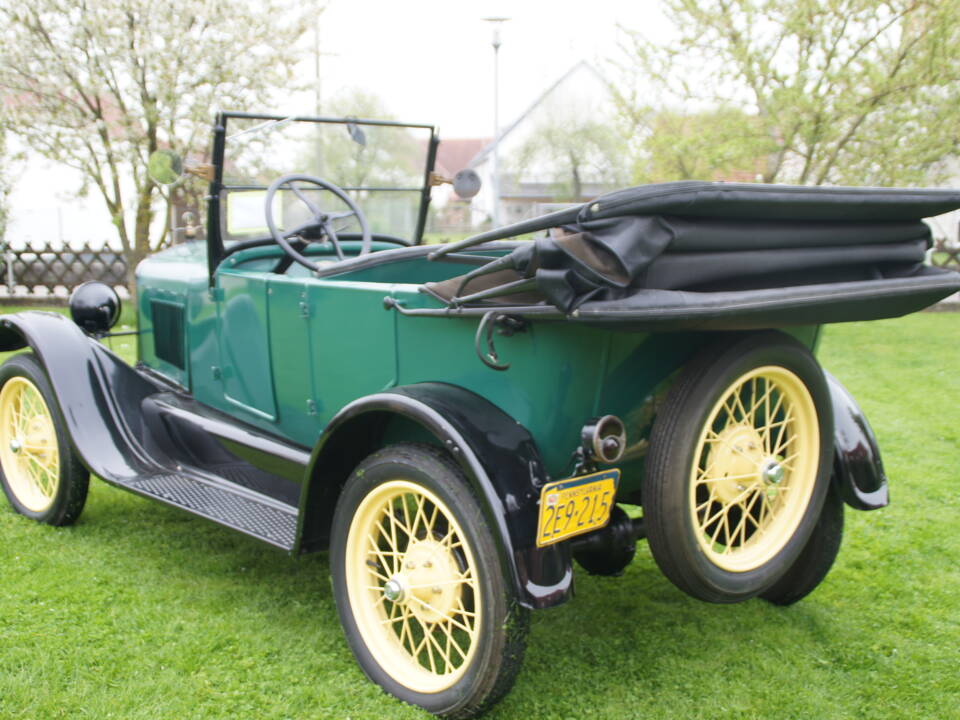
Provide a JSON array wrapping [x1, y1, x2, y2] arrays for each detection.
[[0, 307, 957, 719]]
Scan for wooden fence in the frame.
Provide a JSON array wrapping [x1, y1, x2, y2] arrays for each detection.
[[1, 241, 128, 297], [933, 238, 960, 270]]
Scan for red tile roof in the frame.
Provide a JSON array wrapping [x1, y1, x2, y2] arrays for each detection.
[[435, 138, 491, 176]]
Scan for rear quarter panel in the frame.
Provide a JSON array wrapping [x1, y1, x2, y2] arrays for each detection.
[[391, 285, 820, 496]]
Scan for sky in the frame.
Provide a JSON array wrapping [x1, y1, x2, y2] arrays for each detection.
[[306, 0, 669, 137], [7, 0, 670, 248]]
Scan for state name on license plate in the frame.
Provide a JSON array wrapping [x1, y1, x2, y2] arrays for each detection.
[[536, 469, 620, 547]]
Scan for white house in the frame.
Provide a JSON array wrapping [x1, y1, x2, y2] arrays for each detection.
[[430, 61, 626, 232]]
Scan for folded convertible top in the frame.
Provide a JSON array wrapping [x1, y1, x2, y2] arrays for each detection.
[[580, 181, 960, 222], [420, 181, 960, 330], [432, 181, 960, 254]]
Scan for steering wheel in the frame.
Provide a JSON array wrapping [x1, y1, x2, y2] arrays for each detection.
[[265, 174, 372, 271]]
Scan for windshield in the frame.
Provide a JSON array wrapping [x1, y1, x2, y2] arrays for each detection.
[[220, 114, 435, 244]]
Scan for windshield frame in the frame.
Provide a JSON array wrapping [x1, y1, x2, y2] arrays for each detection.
[[204, 111, 439, 283]]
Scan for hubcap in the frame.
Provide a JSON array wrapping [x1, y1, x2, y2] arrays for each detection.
[[689, 366, 819, 572], [383, 578, 405, 602], [762, 459, 785, 485], [9, 437, 21, 454]]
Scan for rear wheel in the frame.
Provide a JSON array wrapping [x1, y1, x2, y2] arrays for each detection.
[[0, 353, 89, 525], [644, 332, 833, 603], [330, 443, 529, 718], [760, 484, 844, 605]]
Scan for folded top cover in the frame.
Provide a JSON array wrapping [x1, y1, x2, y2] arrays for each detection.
[[434, 181, 960, 313]]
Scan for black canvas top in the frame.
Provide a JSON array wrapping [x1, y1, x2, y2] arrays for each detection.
[[582, 181, 960, 223], [424, 180, 960, 317], [431, 181, 960, 259]]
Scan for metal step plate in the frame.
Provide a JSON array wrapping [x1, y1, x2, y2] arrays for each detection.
[[130, 473, 297, 549]]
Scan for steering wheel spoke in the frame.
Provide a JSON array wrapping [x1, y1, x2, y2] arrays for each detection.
[[287, 181, 325, 218], [265, 173, 372, 272]]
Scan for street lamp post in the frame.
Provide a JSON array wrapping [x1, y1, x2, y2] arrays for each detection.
[[483, 17, 509, 228]]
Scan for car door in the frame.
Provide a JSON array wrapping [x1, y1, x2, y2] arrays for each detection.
[[215, 267, 278, 421]]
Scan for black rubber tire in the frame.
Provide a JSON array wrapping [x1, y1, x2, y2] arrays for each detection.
[[760, 484, 844, 606], [330, 443, 529, 719], [0, 353, 89, 526], [644, 331, 833, 604]]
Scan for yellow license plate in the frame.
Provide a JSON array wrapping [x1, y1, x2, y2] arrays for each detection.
[[536, 469, 620, 547]]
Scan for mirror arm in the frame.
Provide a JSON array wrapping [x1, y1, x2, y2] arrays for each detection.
[[429, 172, 452, 187], [185, 164, 215, 182]]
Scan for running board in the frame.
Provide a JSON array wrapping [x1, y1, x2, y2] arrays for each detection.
[[116, 470, 298, 550]]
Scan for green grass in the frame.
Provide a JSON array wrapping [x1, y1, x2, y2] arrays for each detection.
[[0, 308, 958, 719]]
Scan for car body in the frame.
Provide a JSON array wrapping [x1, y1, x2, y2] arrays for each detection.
[[2, 112, 959, 718]]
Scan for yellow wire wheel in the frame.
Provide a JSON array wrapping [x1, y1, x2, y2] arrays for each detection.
[[690, 365, 819, 572], [344, 479, 482, 693], [330, 443, 528, 718], [0, 353, 89, 526], [643, 332, 832, 604], [0, 376, 61, 512]]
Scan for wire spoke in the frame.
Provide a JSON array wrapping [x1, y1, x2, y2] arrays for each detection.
[[731, 385, 751, 424], [696, 472, 758, 485], [408, 595, 474, 634], [773, 430, 798, 458], [23, 457, 52, 497], [425, 627, 449, 673], [454, 598, 477, 619], [747, 377, 773, 420], [410, 494, 429, 540], [386, 508, 401, 571], [406, 577, 472, 591], [366, 532, 394, 575]]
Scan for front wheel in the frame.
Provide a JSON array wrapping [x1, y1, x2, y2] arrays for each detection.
[[330, 443, 529, 719], [0, 353, 89, 525]]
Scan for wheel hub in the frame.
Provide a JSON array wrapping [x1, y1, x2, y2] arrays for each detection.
[[708, 425, 791, 503], [9, 437, 21, 454], [383, 578, 405, 603], [709, 424, 765, 503], [386, 538, 462, 623], [762, 459, 784, 485], [25, 417, 53, 459]]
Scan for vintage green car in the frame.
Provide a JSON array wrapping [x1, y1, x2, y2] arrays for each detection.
[[1, 112, 959, 718]]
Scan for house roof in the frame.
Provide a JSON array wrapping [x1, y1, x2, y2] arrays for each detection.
[[468, 60, 615, 169], [435, 138, 490, 176]]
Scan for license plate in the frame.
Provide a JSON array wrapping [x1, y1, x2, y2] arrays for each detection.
[[536, 469, 620, 547]]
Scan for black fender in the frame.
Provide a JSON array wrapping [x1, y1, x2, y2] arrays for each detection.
[[0, 311, 162, 483], [826, 372, 889, 510], [297, 382, 573, 610]]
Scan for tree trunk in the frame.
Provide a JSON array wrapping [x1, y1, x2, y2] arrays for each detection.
[[127, 181, 155, 299], [123, 246, 148, 300]]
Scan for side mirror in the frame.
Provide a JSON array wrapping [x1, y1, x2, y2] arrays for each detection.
[[148, 149, 184, 185], [346, 121, 367, 147], [453, 169, 482, 199], [69, 281, 121, 335]]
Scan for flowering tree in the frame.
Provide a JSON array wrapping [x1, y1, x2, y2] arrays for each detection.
[[0, 0, 316, 289], [617, 0, 960, 186]]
